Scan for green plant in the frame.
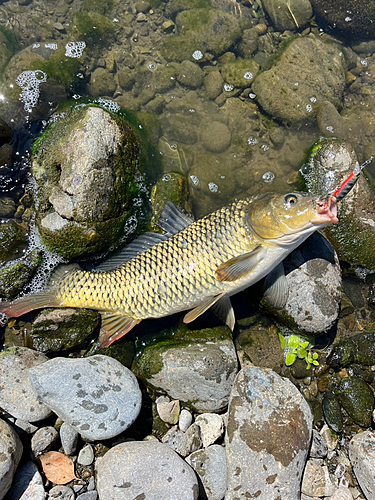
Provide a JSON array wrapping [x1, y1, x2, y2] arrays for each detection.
[[278, 333, 319, 369]]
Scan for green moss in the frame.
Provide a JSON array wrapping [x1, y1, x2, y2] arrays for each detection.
[[221, 59, 259, 88], [0, 249, 43, 299], [0, 27, 20, 73], [69, 11, 115, 48], [81, 0, 114, 15], [30, 46, 80, 90], [0, 221, 28, 261]]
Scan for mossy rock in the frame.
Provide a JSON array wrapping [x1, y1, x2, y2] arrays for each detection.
[[150, 172, 189, 230], [161, 8, 242, 62], [0, 221, 28, 261], [81, 0, 114, 15], [69, 11, 115, 48], [221, 59, 259, 89], [31, 104, 143, 260], [30, 308, 101, 355], [0, 249, 43, 300], [0, 27, 19, 74]]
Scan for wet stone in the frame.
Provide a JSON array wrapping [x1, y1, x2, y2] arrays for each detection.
[[5, 461, 45, 500], [177, 60, 204, 89], [186, 444, 227, 500], [225, 365, 312, 499], [31, 426, 59, 457], [96, 441, 199, 499], [28, 355, 142, 440], [0, 347, 52, 422], [337, 377, 374, 427], [322, 392, 343, 433], [49, 485, 75, 500], [0, 418, 23, 500], [60, 422, 79, 456], [349, 430, 375, 498]]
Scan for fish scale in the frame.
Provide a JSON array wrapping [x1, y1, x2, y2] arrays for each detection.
[[55, 199, 252, 319]]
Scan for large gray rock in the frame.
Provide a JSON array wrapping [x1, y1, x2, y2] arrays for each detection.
[[31, 105, 142, 260], [186, 445, 227, 500], [0, 418, 23, 500], [225, 365, 312, 500], [28, 355, 142, 441], [252, 36, 345, 122], [134, 326, 238, 412], [0, 347, 52, 422], [349, 430, 375, 499], [5, 461, 45, 500], [96, 441, 199, 500], [262, 232, 342, 336]]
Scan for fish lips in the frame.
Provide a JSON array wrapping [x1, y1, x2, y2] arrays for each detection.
[[314, 196, 338, 224]]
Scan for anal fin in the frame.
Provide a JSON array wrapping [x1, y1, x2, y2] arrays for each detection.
[[211, 296, 235, 331], [99, 312, 140, 347], [183, 293, 225, 325]]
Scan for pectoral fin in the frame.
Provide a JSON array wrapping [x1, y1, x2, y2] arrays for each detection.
[[99, 312, 140, 347], [211, 296, 235, 331], [215, 246, 264, 282], [263, 262, 289, 309], [183, 293, 225, 324]]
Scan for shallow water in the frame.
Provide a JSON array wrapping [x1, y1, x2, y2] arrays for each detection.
[[0, 0, 374, 220]]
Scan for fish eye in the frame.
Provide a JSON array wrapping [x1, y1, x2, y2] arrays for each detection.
[[284, 194, 298, 207]]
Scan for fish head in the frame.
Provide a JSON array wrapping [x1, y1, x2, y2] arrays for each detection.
[[248, 192, 338, 241]]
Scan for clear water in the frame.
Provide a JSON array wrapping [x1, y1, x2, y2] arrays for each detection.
[[0, 0, 373, 221]]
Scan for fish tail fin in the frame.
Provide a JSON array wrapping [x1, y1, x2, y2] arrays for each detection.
[[0, 263, 79, 319]]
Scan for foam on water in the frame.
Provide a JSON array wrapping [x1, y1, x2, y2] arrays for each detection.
[[15, 70, 47, 113]]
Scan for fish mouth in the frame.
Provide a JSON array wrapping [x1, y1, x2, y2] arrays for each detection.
[[314, 196, 338, 224]]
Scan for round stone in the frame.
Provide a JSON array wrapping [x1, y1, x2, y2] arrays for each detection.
[[201, 121, 231, 154]]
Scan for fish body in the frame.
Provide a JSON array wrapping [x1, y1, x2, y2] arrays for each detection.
[[0, 192, 337, 346]]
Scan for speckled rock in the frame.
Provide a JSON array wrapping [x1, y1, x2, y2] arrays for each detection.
[[252, 36, 345, 122], [28, 355, 142, 440], [301, 459, 336, 497], [261, 232, 341, 336], [0, 347, 52, 422], [96, 441, 199, 499], [186, 445, 227, 500], [195, 413, 224, 448], [162, 422, 202, 457], [5, 461, 45, 500], [60, 422, 79, 456], [225, 365, 312, 500], [49, 485, 75, 500], [31, 426, 59, 457], [0, 418, 23, 500], [310, 429, 328, 459], [349, 430, 375, 498], [133, 326, 238, 413]]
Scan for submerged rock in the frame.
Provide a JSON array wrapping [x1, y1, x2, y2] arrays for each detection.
[[327, 332, 375, 368], [261, 0, 312, 31], [0, 248, 43, 300], [225, 365, 312, 499], [31, 105, 142, 260], [252, 36, 345, 123], [337, 377, 374, 427], [133, 325, 238, 412]]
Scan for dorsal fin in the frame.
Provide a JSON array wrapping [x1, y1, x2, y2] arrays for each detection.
[[95, 202, 194, 272], [157, 201, 194, 235], [94, 233, 169, 271]]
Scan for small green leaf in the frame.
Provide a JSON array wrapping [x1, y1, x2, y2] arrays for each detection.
[[285, 351, 296, 366], [278, 332, 285, 350]]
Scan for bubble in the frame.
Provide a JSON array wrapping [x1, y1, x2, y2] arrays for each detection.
[[306, 104, 313, 113], [248, 93, 256, 99], [260, 144, 269, 152], [262, 171, 275, 183], [243, 72, 253, 80], [133, 197, 143, 207], [32, 43, 41, 49], [247, 136, 258, 146], [148, 62, 156, 70], [208, 182, 218, 192], [224, 83, 234, 92], [123, 214, 138, 236], [310, 96, 317, 103], [94, 97, 120, 113], [170, 144, 177, 150], [15, 70, 47, 112], [190, 175, 199, 186], [294, 82, 299, 86], [162, 174, 171, 181], [65, 41, 86, 58], [192, 50, 203, 60], [326, 125, 334, 133], [45, 43, 58, 50], [345, 16, 352, 22], [113, 17, 119, 22], [360, 59, 368, 66]]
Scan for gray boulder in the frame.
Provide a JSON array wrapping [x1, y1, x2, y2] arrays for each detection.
[[31, 105, 142, 260], [0, 347, 52, 422], [0, 418, 23, 500], [252, 36, 346, 122], [134, 325, 238, 412], [96, 441, 199, 499], [349, 430, 375, 499], [225, 365, 312, 500], [28, 355, 142, 441], [262, 232, 342, 336]]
